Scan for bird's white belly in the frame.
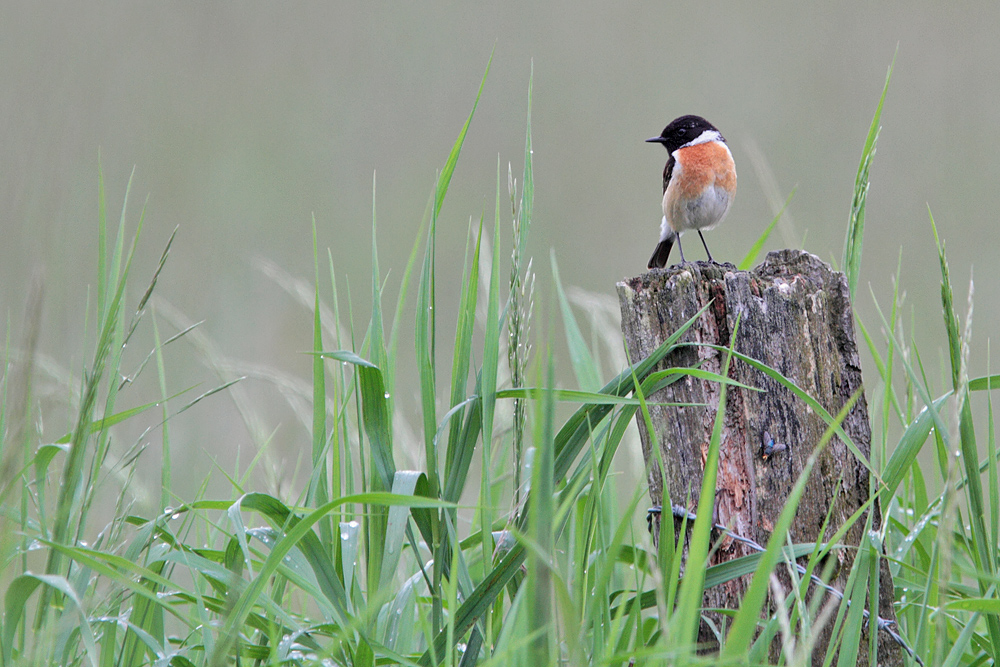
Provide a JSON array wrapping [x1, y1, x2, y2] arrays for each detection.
[[665, 183, 733, 232]]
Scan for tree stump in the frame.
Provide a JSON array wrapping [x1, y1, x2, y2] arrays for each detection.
[[616, 249, 901, 666]]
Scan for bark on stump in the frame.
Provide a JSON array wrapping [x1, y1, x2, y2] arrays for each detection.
[[617, 249, 901, 666]]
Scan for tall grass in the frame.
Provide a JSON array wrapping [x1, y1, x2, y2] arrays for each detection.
[[1, 56, 999, 667]]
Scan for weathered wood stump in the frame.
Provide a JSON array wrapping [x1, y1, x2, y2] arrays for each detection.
[[617, 249, 901, 666]]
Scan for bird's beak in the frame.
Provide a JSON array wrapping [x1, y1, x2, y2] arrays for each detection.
[[646, 136, 667, 144]]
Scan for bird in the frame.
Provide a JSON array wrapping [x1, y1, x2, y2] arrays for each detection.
[[646, 115, 737, 269]]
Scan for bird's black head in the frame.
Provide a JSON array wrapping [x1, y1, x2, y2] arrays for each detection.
[[646, 115, 722, 153]]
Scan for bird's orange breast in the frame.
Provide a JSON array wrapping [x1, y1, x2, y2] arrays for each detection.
[[673, 141, 736, 198]]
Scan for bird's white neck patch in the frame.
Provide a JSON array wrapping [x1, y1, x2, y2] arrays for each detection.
[[681, 129, 723, 148]]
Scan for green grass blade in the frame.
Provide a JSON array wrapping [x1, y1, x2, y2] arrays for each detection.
[[881, 395, 948, 499], [526, 353, 557, 664], [833, 518, 875, 667], [969, 374, 1000, 391], [51, 398, 172, 445], [119, 560, 167, 667], [107, 167, 134, 323], [412, 176, 443, 637], [435, 48, 493, 220], [319, 348, 395, 600], [479, 156, 503, 577], [445, 217, 483, 482], [879, 252, 905, 466], [941, 610, 982, 667], [843, 50, 894, 299], [552, 251, 601, 392], [738, 187, 795, 270], [415, 181, 439, 495], [96, 154, 107, 323], [369, 172, 390, 390], [442, 375, 483, 504], [957, 368, 1000, 647], [309, 216, 331, 543], [380, 471, 426, 589], [931, 207, 1000, 658], [930, 209, 961, 391], [508, 67, 534, 515], [151, 309, 171, 511], [987, 348, 999, 568], [319, 351, 395, 490], [519, 63, 533, 260]]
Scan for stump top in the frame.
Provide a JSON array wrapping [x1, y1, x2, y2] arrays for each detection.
[[617, 249, 843, 295]]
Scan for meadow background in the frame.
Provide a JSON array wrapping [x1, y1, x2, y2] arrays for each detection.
[[4, 4, 1000, 506], [2, 4, 1000, 664]]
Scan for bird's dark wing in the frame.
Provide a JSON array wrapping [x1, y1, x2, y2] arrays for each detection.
[[649, 154, 678, 268], [662, 155, 675, 194]]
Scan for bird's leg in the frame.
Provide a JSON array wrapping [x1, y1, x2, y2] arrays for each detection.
[[676, 234, 687, 264], [697, 231, 714, 262]]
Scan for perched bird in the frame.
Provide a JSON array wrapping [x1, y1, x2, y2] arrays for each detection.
[[646, 115, 737, 268]]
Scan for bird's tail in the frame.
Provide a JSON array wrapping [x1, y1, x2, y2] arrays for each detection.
[[647, 231, 675, 269]]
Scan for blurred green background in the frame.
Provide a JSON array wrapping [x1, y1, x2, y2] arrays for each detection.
[[3, 2, 999, 505]]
